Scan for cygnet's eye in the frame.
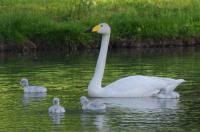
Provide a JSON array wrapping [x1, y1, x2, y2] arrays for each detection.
[[100, 25, 103, 27]]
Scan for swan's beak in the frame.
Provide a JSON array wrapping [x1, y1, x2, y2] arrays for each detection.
[[92, 25, 100, 32], [86, 25, 100, 33]]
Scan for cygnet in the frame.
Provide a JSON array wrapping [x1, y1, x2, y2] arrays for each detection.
[[20, 78, 47, 93], [49, 98, 65, 114], [80, 96, 106, 111]]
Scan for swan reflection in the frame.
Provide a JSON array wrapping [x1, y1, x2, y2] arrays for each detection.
[[22, 92, 47, 106], [91, 97, 179, 112], [80, 98, 179, 131]]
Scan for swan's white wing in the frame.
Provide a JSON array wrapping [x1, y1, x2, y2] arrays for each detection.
[[102, 75, 184, 97]]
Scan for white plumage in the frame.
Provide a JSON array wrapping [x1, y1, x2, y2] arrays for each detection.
[[88, 23, 185, 98]]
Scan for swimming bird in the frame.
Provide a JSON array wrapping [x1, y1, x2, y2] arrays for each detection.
[[48, 98, 65, 114], [20, 78, 47, 93], [87, 23, 185, 98], [80, 96, 106, 111]]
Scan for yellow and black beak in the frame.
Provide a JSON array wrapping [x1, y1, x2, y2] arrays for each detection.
[[86, 25, 100, 33], [91, 25, 100, 32]]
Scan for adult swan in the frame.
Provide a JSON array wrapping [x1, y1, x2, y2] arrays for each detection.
[[87, 23, 185, 98]]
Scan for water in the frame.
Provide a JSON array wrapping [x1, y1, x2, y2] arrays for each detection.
[[0, 48, 200, 131]]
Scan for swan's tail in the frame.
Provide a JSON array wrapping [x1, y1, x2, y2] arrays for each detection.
[[165, 79, 186, 92], [177, 79, 186, 83], [157, 79, 185, 99]]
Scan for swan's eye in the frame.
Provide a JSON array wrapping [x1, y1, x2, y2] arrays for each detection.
[[100, 25, 103, 27]]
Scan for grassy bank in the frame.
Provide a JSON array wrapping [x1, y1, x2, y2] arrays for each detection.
[[0, 0, 200, 51]]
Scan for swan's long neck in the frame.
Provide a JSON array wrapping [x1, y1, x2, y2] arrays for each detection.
[[88, 34, 110, 95], [92, 34, 110, 86]]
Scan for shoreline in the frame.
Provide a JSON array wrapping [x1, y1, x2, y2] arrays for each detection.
[[111, 37, 200, 48], [1, 37, 200, 52], [1, 0, 200, 53]]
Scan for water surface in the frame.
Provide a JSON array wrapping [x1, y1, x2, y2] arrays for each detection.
[[0, 48, 200, 131]]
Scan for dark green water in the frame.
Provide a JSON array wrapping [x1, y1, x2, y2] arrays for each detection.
[[0, 48, 200, 131]]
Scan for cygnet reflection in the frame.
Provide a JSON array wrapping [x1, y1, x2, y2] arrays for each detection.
[[49, 113, 65, 125], [81, 114, 108, 131], [22, 92, 47, 106]]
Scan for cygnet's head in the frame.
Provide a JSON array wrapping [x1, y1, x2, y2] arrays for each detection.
[[80, 96, 89, 105], [53, 98, 60, 105], [90, 23, 111, 35], [20, 78, 29, 87]]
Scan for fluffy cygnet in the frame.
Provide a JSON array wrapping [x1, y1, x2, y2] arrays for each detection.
[[80, 96, 106, 111], [49, 98, 65, 114], [20, 78, 47, 93]]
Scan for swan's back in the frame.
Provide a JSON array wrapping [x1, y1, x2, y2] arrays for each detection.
[[102, 75, 185, 97]]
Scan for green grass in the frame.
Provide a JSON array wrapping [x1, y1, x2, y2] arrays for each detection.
[[0, 0, 200, 50]]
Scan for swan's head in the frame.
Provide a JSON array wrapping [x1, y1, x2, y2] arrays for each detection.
[[80, 96, 89, 105], [20, 78, 29, 87], [90, 23, 111, 35], [53, 98, 60, 105]]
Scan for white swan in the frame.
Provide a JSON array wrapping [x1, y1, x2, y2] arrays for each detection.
[[20, 78, 47, 93], [80, 96, 106, 111], [49, 98, 65, 114], [87, 23, 185, 98]]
